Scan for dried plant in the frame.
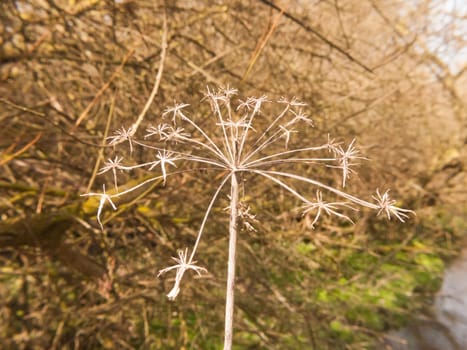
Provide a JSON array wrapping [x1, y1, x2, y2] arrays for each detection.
[[82, 86, 414, 350]]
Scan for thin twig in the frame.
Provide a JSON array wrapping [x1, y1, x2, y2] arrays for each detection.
[[243, 1, 290, 81], [0, 132, 42, 166], [129, 9, 168, 135], [73, 48, 135, 129], [0, 98, 106, 148], [257, 0, 374, 73], [86, 96, 115, 193]]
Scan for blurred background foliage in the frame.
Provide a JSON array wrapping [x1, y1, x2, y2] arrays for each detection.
[[0, 0, 466, 349]]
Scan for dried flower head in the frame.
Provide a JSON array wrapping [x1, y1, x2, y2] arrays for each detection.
[[373, 189, 415, 222], [80, 184, 117, 231], [157, 248, 207, 300], [84, 86, 414, 299], [107, 126, 135, 153]]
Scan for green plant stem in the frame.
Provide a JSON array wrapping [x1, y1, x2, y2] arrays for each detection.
[[224, 171, 238, 350]]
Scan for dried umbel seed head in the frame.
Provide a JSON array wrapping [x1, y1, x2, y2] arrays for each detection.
[[82, 86, 414, 301]]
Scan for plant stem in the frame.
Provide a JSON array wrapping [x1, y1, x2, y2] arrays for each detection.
[[224, 171, 238, 350]]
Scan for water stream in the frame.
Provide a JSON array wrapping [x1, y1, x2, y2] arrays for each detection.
[[382, 248, 467, 349]]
